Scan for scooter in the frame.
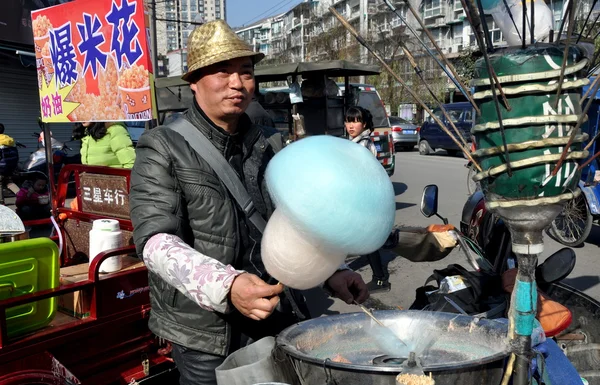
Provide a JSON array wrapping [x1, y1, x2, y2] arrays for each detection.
[[460, 188, 600, 384], [414, 185, 577, 314], [23, 132, 80, 178]]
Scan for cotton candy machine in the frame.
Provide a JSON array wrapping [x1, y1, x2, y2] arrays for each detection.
[[276, 311, 510, 385]]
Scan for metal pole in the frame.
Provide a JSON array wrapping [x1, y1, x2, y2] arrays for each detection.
[[151, 0, 159, 76], [531, 0, 535, 45], [176, 0, 183, 76], [399, 0, 480, 115], [42, 122, 56, 217], [329, 7, 483, 171], [150, 0, 160, 129], [522, 0, 527, 48]]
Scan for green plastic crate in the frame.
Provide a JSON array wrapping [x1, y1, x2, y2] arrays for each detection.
[[0, 238, 60, 338]]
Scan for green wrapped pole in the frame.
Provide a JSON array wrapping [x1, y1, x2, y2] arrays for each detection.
[[471, 44, 590, 383]]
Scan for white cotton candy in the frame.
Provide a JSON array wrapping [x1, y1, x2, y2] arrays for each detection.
[[265, 135, 396, 255], [262, 208, 346, 290]]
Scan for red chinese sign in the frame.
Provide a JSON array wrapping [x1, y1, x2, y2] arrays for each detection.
[[31, 0, 156, 123]]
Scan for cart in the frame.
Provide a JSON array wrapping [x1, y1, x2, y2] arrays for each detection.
[[0, 164, 175, 384]]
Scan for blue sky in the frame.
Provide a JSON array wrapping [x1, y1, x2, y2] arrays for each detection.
[[227, 0, 303, 28]]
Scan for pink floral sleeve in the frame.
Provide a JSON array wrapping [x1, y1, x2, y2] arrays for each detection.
[[143, 233, 245, 313]]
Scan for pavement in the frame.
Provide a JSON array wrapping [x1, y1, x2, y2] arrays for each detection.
[[305, 149, 600, 317]]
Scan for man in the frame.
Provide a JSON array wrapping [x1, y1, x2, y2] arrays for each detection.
[[129, 20, 368, 385]]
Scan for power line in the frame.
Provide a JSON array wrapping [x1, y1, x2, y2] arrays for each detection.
[[238, 0, 298, 27], [155, 17, 204, 25]]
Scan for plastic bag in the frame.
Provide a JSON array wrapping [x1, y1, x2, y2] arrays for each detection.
[[215, 337, 299, 385]]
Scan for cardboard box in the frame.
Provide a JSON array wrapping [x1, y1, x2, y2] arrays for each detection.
[[58, 256, 145, 319]]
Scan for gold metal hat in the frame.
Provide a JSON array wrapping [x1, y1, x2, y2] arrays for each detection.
[[182, 20, 265, 82]]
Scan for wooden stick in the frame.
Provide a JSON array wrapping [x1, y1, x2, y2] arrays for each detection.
[[401, 0, 480, 116], [467, 0, 512, 111], [460, 0, 512, 175], [552, 72, 600, 176], [500, 353, 516, 385], [400, 43, 470, 149], [330, 7, 483, 172], [554, 0, 576, 109], [353, 300, 408, 347], [577, 150, 600, 171], [581, 74, 600, 103], [584, 131, 600, 151]]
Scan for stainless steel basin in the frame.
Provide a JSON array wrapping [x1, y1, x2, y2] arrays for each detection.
[[276, 310, 510, 385]]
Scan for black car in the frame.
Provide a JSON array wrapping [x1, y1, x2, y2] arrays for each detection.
[[418, 102, 473, 156]]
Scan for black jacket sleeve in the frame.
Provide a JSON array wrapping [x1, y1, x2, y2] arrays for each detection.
[[130, 129, 183, 259]]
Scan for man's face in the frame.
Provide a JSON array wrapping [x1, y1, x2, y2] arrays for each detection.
[[190, 57, 255, 122]]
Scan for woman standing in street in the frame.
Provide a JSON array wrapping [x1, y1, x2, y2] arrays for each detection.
[[345, 106, 391, 293]]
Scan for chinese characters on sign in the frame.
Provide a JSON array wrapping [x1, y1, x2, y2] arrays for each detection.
[[31, 0, 155, 123], [79, 173, 130, 218], [82, 187, 127, 206]]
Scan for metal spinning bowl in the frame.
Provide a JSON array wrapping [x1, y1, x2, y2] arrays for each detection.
[[276, 310, 510, 385]]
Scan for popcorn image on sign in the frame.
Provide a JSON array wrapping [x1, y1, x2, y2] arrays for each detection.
[[41, 42, 54, 85], [65, 63, 87, 103], [99, 54, 120, 107], [118, 65, 151, 120], [33, 15, 53, 88]]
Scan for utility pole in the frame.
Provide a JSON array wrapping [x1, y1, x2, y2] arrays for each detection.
[[151, 0, 159, 76], [359, 0, 368, 83], [176, 0, 183, 75], [301, 13, 305, 61]]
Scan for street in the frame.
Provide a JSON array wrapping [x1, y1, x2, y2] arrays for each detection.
[[306, 150, 600, 316]]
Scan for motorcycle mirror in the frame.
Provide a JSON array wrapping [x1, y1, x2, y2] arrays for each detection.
[[420, 184, 448, 225], [421, 185, 439, 218], [536, 248, 576, 285]]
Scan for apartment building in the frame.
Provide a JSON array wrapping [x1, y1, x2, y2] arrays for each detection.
[[154, 0, 226, 76], [235, 0, 590, 63]]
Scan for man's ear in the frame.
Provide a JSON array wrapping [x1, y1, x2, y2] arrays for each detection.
[[190, 82, 198, 93]]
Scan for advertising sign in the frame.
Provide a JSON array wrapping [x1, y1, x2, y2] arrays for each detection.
[[31, 0, 156, 122]]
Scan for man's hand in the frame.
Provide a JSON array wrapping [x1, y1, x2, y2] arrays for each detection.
[[229, 273, 283, 321], [326, 270, 369, 304]]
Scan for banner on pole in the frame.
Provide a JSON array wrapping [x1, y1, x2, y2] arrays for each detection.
[[31, 0, 156, 122]]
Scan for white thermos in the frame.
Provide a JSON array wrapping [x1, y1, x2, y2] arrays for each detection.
[[89, 219, 123, 273]]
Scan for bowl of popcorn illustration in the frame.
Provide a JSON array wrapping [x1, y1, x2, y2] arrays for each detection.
[[41, 42, 54, 84], [118, 65, 151, 120], [33, 15, 52, 61]]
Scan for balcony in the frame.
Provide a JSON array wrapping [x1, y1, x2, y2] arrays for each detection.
[[390, 17, 404, 28]]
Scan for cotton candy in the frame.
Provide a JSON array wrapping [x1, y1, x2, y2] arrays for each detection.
[[262, 208, 346, 289], [265, 135, 395, 255]]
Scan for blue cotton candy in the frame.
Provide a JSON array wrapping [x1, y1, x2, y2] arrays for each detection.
[[265, 135, 395, 255]]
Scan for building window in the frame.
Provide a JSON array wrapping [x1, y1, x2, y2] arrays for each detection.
[[423, 0, 442, 18], [191, 2, 197, 11], [182, 2, 187, 11], [550, 0, 565, 30], [486, 16, 503, 43]]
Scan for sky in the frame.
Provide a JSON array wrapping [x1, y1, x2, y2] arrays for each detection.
[[226, 0, 303, 28]]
